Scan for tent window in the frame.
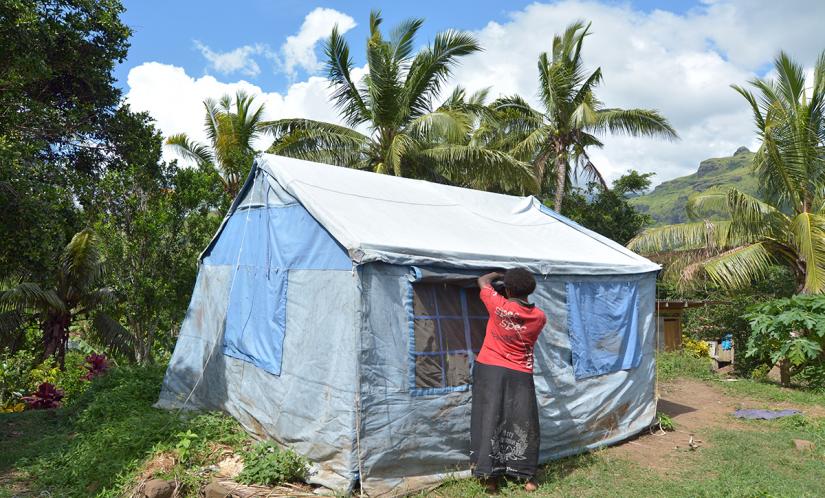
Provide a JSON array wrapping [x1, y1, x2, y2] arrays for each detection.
[[566, 280, 642, 379], [410, 282, 487, 392]]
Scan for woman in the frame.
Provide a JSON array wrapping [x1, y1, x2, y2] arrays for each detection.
[[471, 268, 547, 493]]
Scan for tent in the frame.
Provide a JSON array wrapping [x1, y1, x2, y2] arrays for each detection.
[[157, 154, 661, 495]]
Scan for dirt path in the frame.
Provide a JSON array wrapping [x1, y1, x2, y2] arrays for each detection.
[[606, 378, 823, 473]]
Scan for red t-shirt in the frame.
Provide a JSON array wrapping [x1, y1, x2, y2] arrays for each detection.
[[475, 285, 547, 373]]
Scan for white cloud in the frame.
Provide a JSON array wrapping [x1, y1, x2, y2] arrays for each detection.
[[280, 7, 356, 78], [194, 41, 272, 77], [126, 0, 825, 187], [124, 62, 346, 163], [450, 0, 825, 185]]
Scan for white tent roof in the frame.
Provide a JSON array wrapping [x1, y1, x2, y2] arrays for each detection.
[[256, 154, 659, 275]]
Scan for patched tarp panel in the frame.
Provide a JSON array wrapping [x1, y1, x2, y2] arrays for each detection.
[[199, 171, 351, 375], [565, 280, 642, 379], [157, 267, 360, 492], [223, 267, 288, 375], [355, 264, 658, 496], [202, 205, 351, 270]]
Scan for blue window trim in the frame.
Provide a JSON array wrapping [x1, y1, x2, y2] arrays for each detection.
[[459, 288, 477, 377], [407, 268, 482, 396]]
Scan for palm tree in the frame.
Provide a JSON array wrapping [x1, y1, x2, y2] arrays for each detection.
[[0, 229, 130, 368], [166, 91, 266, 197], [487, 21, 677, 211], [266, 11, 536, 192], [628, 51, 825, 296]]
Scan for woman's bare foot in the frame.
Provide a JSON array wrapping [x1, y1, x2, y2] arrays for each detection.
[[524, 479, 539, 492]]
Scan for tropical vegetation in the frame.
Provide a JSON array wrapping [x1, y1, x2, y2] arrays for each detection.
[[166, 91, 268, 198], [0, 230, 129, 368], [3, 0, 825, 495], [484, 21, 677, 211], [267, 11, 536, 192], [745, 294, 825, 386], [629, 51, 825, 295]]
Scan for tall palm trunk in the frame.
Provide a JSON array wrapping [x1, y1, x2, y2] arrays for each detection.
[[552, 145, 567, 212], [43, 312, 70, 368]]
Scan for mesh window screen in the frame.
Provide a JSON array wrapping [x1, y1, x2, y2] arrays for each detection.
[[410, 282, 488, 391]]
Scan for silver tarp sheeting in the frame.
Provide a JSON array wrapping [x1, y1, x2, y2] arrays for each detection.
[[158, 155, 659, 496]]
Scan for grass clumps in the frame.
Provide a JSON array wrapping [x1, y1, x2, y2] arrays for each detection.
[[657, 350, 715, 382], [237, 440, 309, 486], [5, 364, 185, 496], [1, 362, 312, 497], [0, 364, 260, 497], [656, 412, 675, 431]]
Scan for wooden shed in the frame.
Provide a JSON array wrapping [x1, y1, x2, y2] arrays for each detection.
[[656, 300, 711, 351]]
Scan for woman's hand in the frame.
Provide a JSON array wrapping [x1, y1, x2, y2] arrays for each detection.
[[477, 271, 505, 289]]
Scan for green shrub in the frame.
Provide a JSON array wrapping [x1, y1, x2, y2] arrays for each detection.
[[657, 412, 676, 431], [745, 294, 825, 386], [0, 349, 37, 409], [0, 350, 65, 410], [682, 335, 710, 357], [15, 364, 185, 497], [750, 364, 771, 381], [53, 352, 93, 404], [236, 441, 308, 487]]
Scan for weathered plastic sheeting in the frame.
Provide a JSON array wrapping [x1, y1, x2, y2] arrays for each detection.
[[257, 154, 660, 275], [157, 265, 234, 408], [531, 273, 657, 460], [202, 206, 351, 269], [157, 267, 360, 492], [355, 264, 657, 495]]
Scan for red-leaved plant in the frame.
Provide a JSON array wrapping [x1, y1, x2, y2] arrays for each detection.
[[82, 353, 109, 381], [22, 382, 64, 409]]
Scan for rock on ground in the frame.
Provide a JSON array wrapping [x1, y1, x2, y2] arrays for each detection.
[[204, 480, 233, 498], [141, 478, 174, 498]]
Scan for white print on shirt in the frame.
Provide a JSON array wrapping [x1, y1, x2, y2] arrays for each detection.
[[495, 307, 528, 332], [493, 305, 534, 369]]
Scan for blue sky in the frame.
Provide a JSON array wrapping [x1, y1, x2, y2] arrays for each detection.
[[117, 0, 699, 93], [120, 0, 825, 184]]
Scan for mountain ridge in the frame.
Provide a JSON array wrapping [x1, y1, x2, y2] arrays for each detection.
[[630, 147, 758, 225]]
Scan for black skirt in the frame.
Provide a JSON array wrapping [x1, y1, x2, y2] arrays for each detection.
[[470, 362, 540, 479]]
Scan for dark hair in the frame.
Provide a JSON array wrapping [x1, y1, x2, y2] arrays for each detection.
[[503, 268, 536, 297]]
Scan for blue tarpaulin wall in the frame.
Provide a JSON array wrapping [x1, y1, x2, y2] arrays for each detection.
[[566, 280, 641, 379], [203, 198, 351, 376]]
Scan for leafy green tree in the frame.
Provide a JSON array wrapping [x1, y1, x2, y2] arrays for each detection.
[[628, 52, 825, 294], [0, 0, 130, 159], [0, 0, 131, 282], [487, 21, 677, 210], [0, 230, 130, 368], [166, 91, 268, 198], [745, 294, 825, 386], [561, 170, 654, 245], [96, 112, 224, 363], [0, 160, 81, 284], [266, 11, 535, 192]]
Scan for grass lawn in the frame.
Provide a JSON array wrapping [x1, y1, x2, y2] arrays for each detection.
[[2, 352, 824, 497]]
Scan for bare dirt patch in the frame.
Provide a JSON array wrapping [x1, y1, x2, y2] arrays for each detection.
[[606, 378, 822, 474]]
